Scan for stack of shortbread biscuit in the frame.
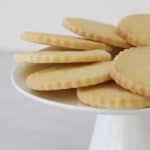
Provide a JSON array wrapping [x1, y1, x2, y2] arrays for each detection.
[[14, 14, 150, 109]]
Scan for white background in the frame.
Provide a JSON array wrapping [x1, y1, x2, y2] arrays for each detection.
[[0, 0, 149, 50]]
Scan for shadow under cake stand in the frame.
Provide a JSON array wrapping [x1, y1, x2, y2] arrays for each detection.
[[11, 64, 150, 150]]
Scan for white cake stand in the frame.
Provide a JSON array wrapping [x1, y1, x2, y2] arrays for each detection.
[[11, 64, 150, 150]]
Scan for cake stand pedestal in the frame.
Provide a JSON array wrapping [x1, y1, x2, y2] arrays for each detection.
[[89, 113, 150, 150]]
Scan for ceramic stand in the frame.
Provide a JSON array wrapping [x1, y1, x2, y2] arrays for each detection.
[[89, 113, 150, 150], [11, 61, 150, 150]]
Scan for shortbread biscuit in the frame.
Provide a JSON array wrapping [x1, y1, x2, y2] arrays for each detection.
[[77, 82, 150, 109], [14, 50, 111, 63], [21, 32, 111, 51], [111, 47, 150, 98], [62, 17, 130, 48], [118, 14, 150, 46], [26, 61, 111, 90]]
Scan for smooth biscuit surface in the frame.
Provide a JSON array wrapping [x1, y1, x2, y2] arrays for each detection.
[[118, 14, 150, 46], [26, 61, 111, 90], [111, 47, 150, 98], [77, 82, 150, 109], [63, 17, 130, 48], [21, 32, 112, 51], [14, 50, 112, 63]]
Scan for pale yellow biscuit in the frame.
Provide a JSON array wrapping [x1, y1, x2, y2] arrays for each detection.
[[21, 32, 111, 51], [118, 14, 150, 46], [62, 17, 130, 48], [111, 47, 150, 98], [14, 50, 111, 63], [26, 61, 111, 90], [77, 82, 150, 109]]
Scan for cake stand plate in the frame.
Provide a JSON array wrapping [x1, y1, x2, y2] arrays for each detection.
[[11, 64, 150, 150]]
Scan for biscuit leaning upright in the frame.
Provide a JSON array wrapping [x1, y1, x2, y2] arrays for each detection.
[[26, 61, 112, 91], [62, 17, 130, 48], [111, 47, 150, 98], [118, 14, 150, 46], [21, 32, 111, 51]]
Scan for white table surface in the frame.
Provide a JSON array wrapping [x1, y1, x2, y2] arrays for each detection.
[[0, 51, 96, 150]]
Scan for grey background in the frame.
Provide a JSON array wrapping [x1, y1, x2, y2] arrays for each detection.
[[0, 51, 96, 150]]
